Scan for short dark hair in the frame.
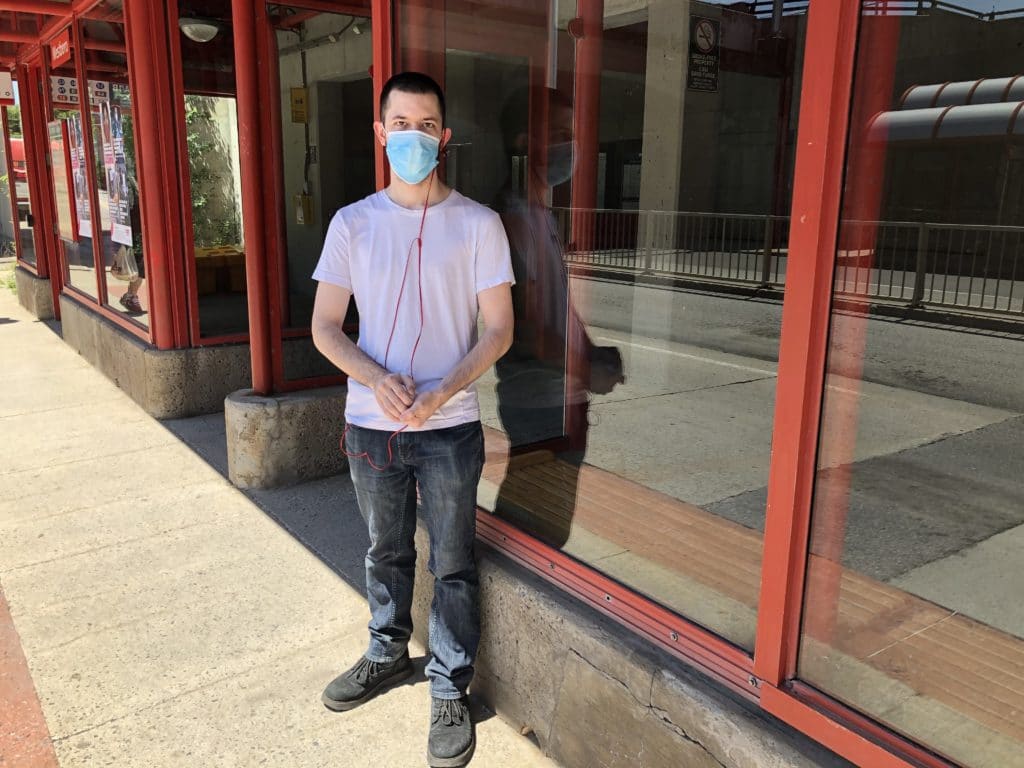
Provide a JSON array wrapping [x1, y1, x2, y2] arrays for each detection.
[[500, 86, 573, 153], [380, 71, 446, 126]]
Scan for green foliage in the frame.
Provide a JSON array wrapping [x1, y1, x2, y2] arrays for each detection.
[[6, 106, 20, 137], [1, 258, 15, 292], [185, 96, 242, 248]]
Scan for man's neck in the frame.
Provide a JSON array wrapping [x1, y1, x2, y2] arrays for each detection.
[[385, 175, 452, 210]]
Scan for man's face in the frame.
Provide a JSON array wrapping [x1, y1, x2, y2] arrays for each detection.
[[374, 89, 451, 149]]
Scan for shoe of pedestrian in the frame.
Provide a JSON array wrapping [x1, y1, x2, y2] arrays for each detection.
[[119, 293, 143, 314], [427, 696, 475, 767], [321, 653, 412, 712]]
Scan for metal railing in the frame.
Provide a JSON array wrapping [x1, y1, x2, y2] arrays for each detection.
[[838, 220, 1024, 315], [554, 208, 1024, 318]]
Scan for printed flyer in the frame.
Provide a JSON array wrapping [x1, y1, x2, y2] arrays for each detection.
[[66, 112, 92, 239]]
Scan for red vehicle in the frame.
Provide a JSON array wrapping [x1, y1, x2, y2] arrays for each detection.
[[8, 136, 30, 221], [9, 136, 26, 181]]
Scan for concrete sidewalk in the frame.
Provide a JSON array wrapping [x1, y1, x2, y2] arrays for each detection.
[[0, 283, 553, 767]]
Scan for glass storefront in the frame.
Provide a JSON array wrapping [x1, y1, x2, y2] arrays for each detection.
[[6, 94, 37, 268], [176, 0, 248, 338], [268, 4, 375, 382], [50, 44, 100, 300], [394, 0, 808, 652], [7, 3, 1024, 764], [84, 5, 148, 326], [798, 5, 1024, 767], [0, 111, 16, 260]]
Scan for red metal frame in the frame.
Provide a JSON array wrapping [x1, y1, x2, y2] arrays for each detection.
[[753, 0, 860, 687], [761, 685, 953, 768], [476, 513, 758, 701], [569, 0, 600, 252], [19, 55, 63, 314], [261, 2, 370, 392], [119, 0, 186, 347], [371, 0, 392, 188], [233, 0, 273, 394], [163, 1, 242, 348]]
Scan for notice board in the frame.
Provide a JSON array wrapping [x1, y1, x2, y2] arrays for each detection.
[[687, 16, 720, 92]]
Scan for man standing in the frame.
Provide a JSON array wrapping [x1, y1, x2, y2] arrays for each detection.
[[311, 72, 514, 767]]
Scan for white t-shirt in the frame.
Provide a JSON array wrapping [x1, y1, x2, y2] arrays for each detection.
[[313, 189, 514, 431]]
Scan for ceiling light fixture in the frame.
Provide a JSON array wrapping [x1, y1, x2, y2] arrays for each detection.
[[179, 17, 220, 43]]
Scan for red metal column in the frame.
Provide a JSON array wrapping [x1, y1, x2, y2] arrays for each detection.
[[19, 57, 62, 314], [800, 9, 900, 643], [371, 0, 394, 188], [122, 0, 187, 348], [232, 0, 273, 394], [752, 0, 859, 686], [570, 0, 602, 253]]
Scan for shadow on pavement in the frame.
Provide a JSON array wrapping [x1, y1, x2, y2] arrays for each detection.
[[161, 413, 370, 595]]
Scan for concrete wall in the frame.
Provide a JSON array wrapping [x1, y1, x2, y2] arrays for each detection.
[[59, 294, 251, 418], [409, 524, 851, 768], [14, 265, 54, 320]]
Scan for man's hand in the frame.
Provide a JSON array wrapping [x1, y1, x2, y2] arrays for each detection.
[[373, 373, 417, 421], [399, 389, 446, 429]]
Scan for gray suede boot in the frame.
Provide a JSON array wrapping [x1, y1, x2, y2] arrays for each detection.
[[427, 696, 475, 767]]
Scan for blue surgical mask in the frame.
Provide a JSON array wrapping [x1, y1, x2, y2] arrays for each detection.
[[386, 129, 441, 184], [546, 140, 576, 187]]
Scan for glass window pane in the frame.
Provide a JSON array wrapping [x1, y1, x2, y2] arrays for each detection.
[[177, 0, 248, 338], [269, 5, 374, 382], [798, 5, 1024, 766], [52, 49, 99, 300], [84, 6, 150, 326], [395, 0, 808, 652], [8, 93, 38, 267], [0, 112, 17, 260]]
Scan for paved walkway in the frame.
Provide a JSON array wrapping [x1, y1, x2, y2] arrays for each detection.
[[0, 279, 553, 767]]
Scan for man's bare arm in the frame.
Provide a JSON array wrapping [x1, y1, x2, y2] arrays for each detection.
[[310, 282, 415, 420], [400, 282, 514, 428]]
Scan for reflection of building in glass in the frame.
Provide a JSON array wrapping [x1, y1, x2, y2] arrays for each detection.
[[2, 3, 1023, 768]]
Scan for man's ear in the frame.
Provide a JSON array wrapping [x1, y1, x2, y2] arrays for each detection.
[[373, 121, 387, 147], [440, 126, 453, 152]]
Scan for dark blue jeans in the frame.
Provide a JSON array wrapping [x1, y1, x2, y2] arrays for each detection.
[[345, 421, 484, 700]]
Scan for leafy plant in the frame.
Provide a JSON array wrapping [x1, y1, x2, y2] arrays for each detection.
[[185, 95, 242, 248]]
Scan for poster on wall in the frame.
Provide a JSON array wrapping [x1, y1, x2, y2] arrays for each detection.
[[47, 120, 78, 242], [66, 112, 92, 239], [50, 77, 115, 106], [102, 102, 132, 247], [687, 16, 720, 92]]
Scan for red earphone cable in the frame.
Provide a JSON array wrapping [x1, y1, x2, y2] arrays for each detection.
[[341, 170, 435, 471]]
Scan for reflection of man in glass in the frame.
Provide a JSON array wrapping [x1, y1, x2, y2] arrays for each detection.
[[492, 87, 624, 549]]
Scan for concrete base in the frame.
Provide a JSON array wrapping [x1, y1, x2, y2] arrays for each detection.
[[411, 524, 850, 768], [59, 294, 251, 418], [224, 386, 348, 489], [14, 265, 54, 320]]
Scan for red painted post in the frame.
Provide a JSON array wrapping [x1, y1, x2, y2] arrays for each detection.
[[232, 0, 273, 394], [752, 0, 861, 687], [570, 0, 602, 254], [121, 0, 183, 348], [371, 0, 393, 189]]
